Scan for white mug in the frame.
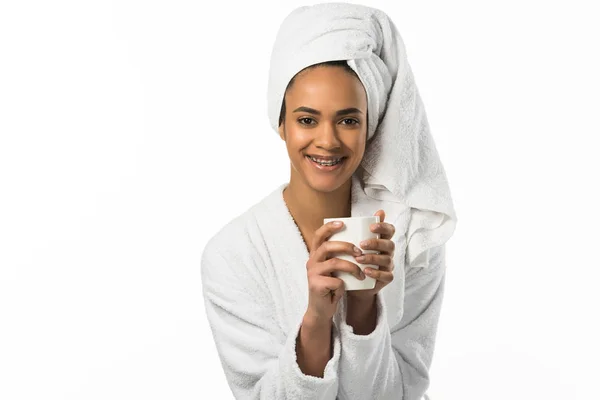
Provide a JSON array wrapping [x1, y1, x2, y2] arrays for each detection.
[[323, 216, 380, 291]]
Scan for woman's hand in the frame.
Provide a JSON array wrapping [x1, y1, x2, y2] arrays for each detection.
[[305, 221, 367, 322], [347, 210, 396, 301]]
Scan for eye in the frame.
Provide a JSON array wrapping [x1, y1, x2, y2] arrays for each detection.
[[298, 117, 315, 125], [341, 118, 359, 125]]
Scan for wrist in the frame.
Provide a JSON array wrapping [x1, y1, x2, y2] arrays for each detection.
[[300, 310, 333, 360], [346, 293, 377, 314], [345, 294, 378, 335], [303, 309, 333, 330]]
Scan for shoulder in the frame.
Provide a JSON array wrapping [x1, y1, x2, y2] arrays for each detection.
[[201, 183, 286, 272]]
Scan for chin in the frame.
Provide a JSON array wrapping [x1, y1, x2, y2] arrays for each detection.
[[304, 175, 347, 194]]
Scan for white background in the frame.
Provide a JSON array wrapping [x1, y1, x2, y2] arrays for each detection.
[[1, 0, 599, 399]]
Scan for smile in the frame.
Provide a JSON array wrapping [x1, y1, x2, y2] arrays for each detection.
[[305, 155, 346, 171]]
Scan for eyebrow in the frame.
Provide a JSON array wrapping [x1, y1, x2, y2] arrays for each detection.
[[292, 106, 363, 116]]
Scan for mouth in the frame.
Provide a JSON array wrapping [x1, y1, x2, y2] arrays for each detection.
[[305, 155, 347, 171]]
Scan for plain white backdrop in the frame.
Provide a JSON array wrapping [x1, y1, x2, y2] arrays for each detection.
[[1, 0, 599, 399]]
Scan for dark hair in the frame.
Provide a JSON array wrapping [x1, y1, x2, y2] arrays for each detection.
[[278, 60, 358, 127]]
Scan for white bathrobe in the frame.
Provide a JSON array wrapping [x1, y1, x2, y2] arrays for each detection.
[[201, 174, 446, 400]]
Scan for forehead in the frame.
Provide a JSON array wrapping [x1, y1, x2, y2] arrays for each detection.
[[287, 66, 367, 107]]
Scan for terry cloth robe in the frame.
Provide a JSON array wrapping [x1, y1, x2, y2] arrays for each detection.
[[201, 174, 447, 400]]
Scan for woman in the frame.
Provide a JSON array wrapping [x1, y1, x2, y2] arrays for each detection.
[[201, 3, 457, 400]]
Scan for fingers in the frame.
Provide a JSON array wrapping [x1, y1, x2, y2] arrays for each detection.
[[309, 219, 395, 283], [313, 238, 362, 263], [311, 221, 346, 255], [364, 268, 394, 284], [311, 257, 366, 281], [354, 253, 394, 271], [360, 237, 395, 255], [369, 221, 396, 240]]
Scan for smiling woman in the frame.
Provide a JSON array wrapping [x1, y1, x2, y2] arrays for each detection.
[[277, 61, 369, 212], [200, 3, 457, 400]]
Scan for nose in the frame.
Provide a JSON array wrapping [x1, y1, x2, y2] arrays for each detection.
[[314, 121, 342, 151]]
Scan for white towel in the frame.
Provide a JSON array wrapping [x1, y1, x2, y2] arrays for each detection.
[[267, 2, 457, 269]]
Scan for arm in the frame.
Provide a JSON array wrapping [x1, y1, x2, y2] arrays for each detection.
[[297, 312, 335, 378], [201, 248, 341, 400], [337, 244, 447, 400]]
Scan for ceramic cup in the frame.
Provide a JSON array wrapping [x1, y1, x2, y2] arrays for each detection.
[[322, 216, 380, 291]]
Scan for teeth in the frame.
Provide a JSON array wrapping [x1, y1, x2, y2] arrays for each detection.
[[309, 156, 343, 165]]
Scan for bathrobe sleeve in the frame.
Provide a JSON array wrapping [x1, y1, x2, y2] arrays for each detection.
[[337, 244, 447, 400], [201, 247, 342, 400]]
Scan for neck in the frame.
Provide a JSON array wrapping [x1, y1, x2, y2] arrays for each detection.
[[283, 175, 353, 237]]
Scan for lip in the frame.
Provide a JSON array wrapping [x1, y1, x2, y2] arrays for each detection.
[[305, 155, 346, 172]]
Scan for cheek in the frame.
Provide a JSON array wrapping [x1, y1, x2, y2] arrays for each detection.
[[286, 129, 311, 150], [350, 135, 367, 153], [349, 137, 367, 165]]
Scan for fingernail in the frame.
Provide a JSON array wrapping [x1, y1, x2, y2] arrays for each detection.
[[353, 246, 362, 255], [360, 240, 369, 247], [355, 255, 366, 262], [333, 221, 342, 226]]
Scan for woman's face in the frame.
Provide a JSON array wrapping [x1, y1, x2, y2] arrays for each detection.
[[278, 65, 368, 193]]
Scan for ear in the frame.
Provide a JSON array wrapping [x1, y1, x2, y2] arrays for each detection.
[[278, 123, 285, 141]]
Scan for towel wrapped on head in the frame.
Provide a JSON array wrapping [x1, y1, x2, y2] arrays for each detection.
[[267, 2, 457, 270]]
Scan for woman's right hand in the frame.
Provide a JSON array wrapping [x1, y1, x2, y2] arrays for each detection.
[[304, 221, 366, 322]]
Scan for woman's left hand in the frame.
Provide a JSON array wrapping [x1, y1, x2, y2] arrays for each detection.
[[347, 209, 396, 301]]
